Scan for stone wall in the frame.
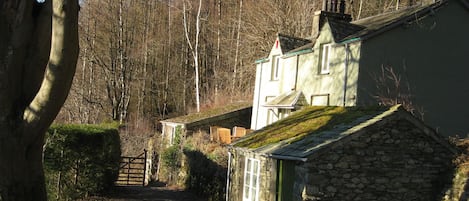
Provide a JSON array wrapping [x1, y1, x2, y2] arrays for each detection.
[[293, 119, 455, 201], [227, 149, 277, 201]]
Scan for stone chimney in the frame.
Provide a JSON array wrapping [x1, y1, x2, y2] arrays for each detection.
[[312, 0, 352, 38]]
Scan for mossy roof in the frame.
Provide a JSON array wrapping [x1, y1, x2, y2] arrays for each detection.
[[161, 102, 252, 125], [232, 105, 455, 160], [232, 106, 386, 149]]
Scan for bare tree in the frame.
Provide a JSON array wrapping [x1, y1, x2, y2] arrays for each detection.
[[0, 0, 79, 200], [183, 0, 203, 112], [231, 0, 243, 100], [373, 65, 424, 119]]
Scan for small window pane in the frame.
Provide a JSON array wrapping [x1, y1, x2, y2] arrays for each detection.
[[253, 160, 259, 174], [245, 172, 251, 185], [252, 173, 258, 187], [244, 186, 250, 199]]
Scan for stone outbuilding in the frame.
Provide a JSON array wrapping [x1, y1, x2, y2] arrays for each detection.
[[160, 102, 251, 146], [226, 105, 456, 201]]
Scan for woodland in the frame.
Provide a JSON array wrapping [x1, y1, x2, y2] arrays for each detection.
[[0, 0, 446, 200], [57, 0, 431, 127]]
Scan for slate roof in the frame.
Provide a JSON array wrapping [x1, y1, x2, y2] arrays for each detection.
[[161, 102, 252, 125], [263, 91, 308, 109], [275, 0, 466, 57], [342, 0, 449, 41], [328, 18, 365, 42], [277, 33, 311, 54], [231, 105, 454, 161]]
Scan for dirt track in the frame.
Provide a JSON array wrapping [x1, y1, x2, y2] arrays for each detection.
[[84, 183, 206, 201]]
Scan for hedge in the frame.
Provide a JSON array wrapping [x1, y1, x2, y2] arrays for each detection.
[[43, 124, 121, 200]]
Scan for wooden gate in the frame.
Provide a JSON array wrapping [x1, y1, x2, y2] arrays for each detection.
[[115, 150, 147, 186]]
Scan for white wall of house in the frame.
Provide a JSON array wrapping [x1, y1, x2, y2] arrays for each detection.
[[251, 22, 362, 130], [161, 122, 184, 146]]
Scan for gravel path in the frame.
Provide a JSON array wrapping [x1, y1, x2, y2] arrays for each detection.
[[84, 183, 206, 201]]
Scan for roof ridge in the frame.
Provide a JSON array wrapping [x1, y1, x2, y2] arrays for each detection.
[[351, 3, 435, 24], [277, 33, 311, 42]]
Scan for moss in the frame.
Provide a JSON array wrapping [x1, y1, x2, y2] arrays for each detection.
[[234, 106, 384, 149], [163, 102, 251, 124]]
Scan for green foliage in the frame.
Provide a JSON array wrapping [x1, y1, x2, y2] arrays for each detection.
[[174, 125, 182, 145], [159, 132, 228, 200], [184, 148, 227, 201], [161, 145, 181, 170], [44, 124, 121, 200]]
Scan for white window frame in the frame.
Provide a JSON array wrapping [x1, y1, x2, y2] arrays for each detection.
[[311, 94, 330, 106], [320, 43, 332, 74], [271, 55, 280, 80], [243, 158, 260, 201]]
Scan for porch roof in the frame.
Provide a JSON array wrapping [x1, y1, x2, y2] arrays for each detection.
[[263, 91, 307, 109]]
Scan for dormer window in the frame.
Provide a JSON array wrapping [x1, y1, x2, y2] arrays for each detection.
[[271, 55, 280, 80], [320, 43, 332, 74]]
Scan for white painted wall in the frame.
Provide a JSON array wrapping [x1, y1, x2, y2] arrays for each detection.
[[251, 22, 361, 130]]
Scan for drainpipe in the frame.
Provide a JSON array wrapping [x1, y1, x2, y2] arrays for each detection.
[[343, 43, 350, 107], [225, 151, 232, 201], [254, 63, 263, 129], [294, 54, 299, 91]]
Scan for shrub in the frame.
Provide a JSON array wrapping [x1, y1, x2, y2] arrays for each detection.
[[161, 145, 181, 170], [44, 124, 121, 200]]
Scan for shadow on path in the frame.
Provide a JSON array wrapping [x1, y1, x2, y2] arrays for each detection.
[[85, 182, 206, 201]]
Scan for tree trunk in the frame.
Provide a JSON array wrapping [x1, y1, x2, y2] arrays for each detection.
[[183, 0, 203, 112], [231, 0, 243, 100], [0, 0, 79, 200]]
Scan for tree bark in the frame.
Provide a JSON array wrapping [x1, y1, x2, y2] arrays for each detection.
[[0, 0, 79, 200]]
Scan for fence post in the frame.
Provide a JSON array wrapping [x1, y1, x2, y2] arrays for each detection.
[[143, 149, 147, 186], [127, 157, 131, 185]]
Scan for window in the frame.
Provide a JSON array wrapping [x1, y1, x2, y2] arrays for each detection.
[[243, 158, 260, 201], [278, 109, 291, 119], [320, 44, 332, 74], [311, 94, 330, 106], [271, 55, 280, 80]]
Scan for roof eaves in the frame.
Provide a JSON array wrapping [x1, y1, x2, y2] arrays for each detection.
[[270, 154, 307, 162], [255, 57, 269, 64], [282, 48, 313, 58], [354, 1, 447, 41], [338, 37, 362, 44], [161, 102, 252, 124]]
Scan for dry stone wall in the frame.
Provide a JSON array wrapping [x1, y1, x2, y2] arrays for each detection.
[[294, 119, 455, 201]]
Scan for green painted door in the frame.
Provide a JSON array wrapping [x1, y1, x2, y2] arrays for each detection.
[[277, 160, 295, 201]]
